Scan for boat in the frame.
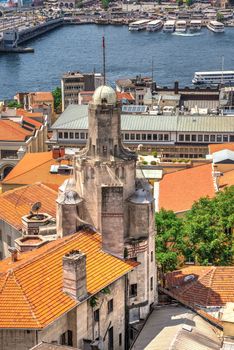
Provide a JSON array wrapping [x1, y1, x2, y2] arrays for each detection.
[[192, 71, 234, 85], [175, 20, 187, 32], [207, 21, 224, 33], [163, 20, 175, 32], [146, 20, 163, 32], [129, 19, 150, 31], [189, 20, 201, 32]]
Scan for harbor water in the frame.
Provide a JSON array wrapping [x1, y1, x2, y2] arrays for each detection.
[[0, 24, 234, 99]]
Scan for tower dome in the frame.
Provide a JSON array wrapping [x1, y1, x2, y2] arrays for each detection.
[[93, 85, 117, 105]]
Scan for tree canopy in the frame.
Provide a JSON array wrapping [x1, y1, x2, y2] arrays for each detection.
[[52, 87, 62, 114], [7, 100, 23, 109], [155, 186, 234, 273]]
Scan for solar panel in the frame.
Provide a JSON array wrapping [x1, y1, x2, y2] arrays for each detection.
[[122, 105, 148, 113]]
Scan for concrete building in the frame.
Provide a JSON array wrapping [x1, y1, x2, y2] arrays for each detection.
[[61, 72, 104, 111], [49, 104, 234, 159]]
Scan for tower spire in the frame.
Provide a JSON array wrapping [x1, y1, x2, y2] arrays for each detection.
[[102, 35, 106, 85]]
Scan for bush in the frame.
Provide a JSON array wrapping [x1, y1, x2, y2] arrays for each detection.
[[152, 151, 158, 158], [142, 161, 148, 165], [151, 161, 157, 166]]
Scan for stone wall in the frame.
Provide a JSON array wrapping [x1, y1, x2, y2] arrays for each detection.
[[0, 329, 36, 350]]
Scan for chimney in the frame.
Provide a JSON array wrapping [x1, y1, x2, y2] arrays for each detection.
[[52, 146, 60, 159], [8, 247, 18, 262], [63, 250, 87, 301], [174, 81, 179, 95]]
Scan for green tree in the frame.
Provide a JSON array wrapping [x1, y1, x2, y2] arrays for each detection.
[[101, 0, 110, 10], [186, 0, 193, 6], [216, 12, 224, 22], [183, 187, 234, 265], [7, 100, 23, 109], [52, 87, 62, 113], [155, 209, 184, 275]]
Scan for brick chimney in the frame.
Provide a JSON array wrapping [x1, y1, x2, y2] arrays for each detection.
[[174, 81, 179, 95], [8, 247, 18, 262], [63, 250, 87, 301]]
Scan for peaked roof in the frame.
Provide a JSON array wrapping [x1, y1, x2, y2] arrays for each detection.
[[0, 119, 32, 141], [209, 143, 234, 154], [159, 164, 215, 213], [213, 149, 234, 163], [165, 266, 234, 307], [2, 152, 70, 190], [0, 183, 57, 231], [0, 231, 136, 329]]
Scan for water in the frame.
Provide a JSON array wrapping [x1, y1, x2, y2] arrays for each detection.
[[0, 24, 234, 99]]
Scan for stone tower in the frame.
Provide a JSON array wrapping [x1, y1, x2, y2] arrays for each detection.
[[57, 85, 157, 321]]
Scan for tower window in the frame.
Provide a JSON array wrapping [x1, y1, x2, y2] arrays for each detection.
[[119, 333, 122, 346], [94, 309, 100, 322], [150, 277, 153, 291], [129, 284, 137, 298], [108, 299, 114, 314], [151, 251, 153, 262]]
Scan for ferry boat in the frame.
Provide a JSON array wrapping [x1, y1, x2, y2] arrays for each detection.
[[129, 19, 150, 31], [146, 20, 163, 32], [163, 20, 175, 32], [175, 20, 187, 32], [192, 71, 234, 85], [207, 21, 224, 33], [189, 20, 201, 32]]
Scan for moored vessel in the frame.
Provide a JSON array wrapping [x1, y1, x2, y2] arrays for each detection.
[[175, 20, 187, 32], [146, 20, 163, 32], [189, 20, 201, 32], [207, 21, 224, 33], [129, 19, 150, 31], [163, 20, 175, 32], [192, 70, 234, 85]]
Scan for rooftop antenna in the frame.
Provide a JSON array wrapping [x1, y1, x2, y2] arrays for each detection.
[[151, 57, 154, 93], [30, 202, 42, 216], [221, 55, 224, 86], [102, 35, 106, 85]]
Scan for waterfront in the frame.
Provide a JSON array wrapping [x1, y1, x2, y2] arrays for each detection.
[[0, 24, 234, 99]]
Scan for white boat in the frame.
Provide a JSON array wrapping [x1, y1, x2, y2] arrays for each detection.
[[129, 19, 150, 31], [163, 20, 175, 32], [146, 20, 163, 32], [192, 71, 234, 85], [189, 20, 201, 32], [175, 20, 187, 32], [207, 20, 224, 33]]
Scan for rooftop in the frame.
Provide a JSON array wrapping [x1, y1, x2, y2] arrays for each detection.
[[29, 92, 54, 102], [165, 266, 234, 308], [158, 163, 215, 213], [0, 231, 136, 329], [209, 143, 234, 154], [0, 119, 33, 142], [51, 105, 234, 133], [0, 183, 57, 231], [2, 151, 70, 191]]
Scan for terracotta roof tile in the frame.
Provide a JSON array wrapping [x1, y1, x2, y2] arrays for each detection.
[[2, 152, 70, 190], [159, 164, 215, 213], [165, 266, 234, 307], [30, 92, 54, 102], [0, 183, 57, 231], [0, 232, 136, 329], [209, 143, 234, 154], [0, 119, 32, 141], [16, 109, 44, 118], [22, 116, 42, 129]]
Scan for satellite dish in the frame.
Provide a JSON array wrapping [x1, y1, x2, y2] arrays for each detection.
[[31, 202, 42, 214]]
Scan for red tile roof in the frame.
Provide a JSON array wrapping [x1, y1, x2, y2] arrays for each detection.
[[165, 266, 234, 307], [2, 152, 70, 190], [30, 92, 54, 103], [0, 231, 136, 329], [0, 183, 57, 231], [16, 109, 44, 119], [209, 143, 234, 155], [0, 119, 32, 141], [159, 164, 215, 213], [116, 92, 134, 101], [22, 116, 42, 129]]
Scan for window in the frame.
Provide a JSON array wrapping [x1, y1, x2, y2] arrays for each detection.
[[0, 251, 2, 260], [58, 132, 63, 139], [125, 133, 129, 140], [179, 134, 184, 142], [94, 309, 99, 322], [142, 134, 146, 140], [1, 150, 18, 159], [75, 132, 79, 139], [191, 135, 196, 142], [86, 133, 88, 139], [130, 134, 135, 140], [60, 330, 73, 346], [210, 135, 215, 142], [158, 134, 163, 141], [185, 134, 190, 142], [151, 251, 153, 262], [150, 277, 153, 291], [147, 134, 152, 141], [0, 229, 2, 241], [198, 135, 203, 142], [164, 134, 169, 141], [230, 135, 234, 142], [69, 132, 74, 139], [108, 299, 113, 314], [7, 235, 11, 247], [223, 135, 229, 142], [80, 132, 85, 139], [136, 134, 140, 140], [153, 134, 157, 141], [204, 135, 209, 142], [119, 333, 122, 347], [64, 132, 68, 139], [108, 327, 114, 350], [129, 284, 137, 298], [217, 135, 222, 142]]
